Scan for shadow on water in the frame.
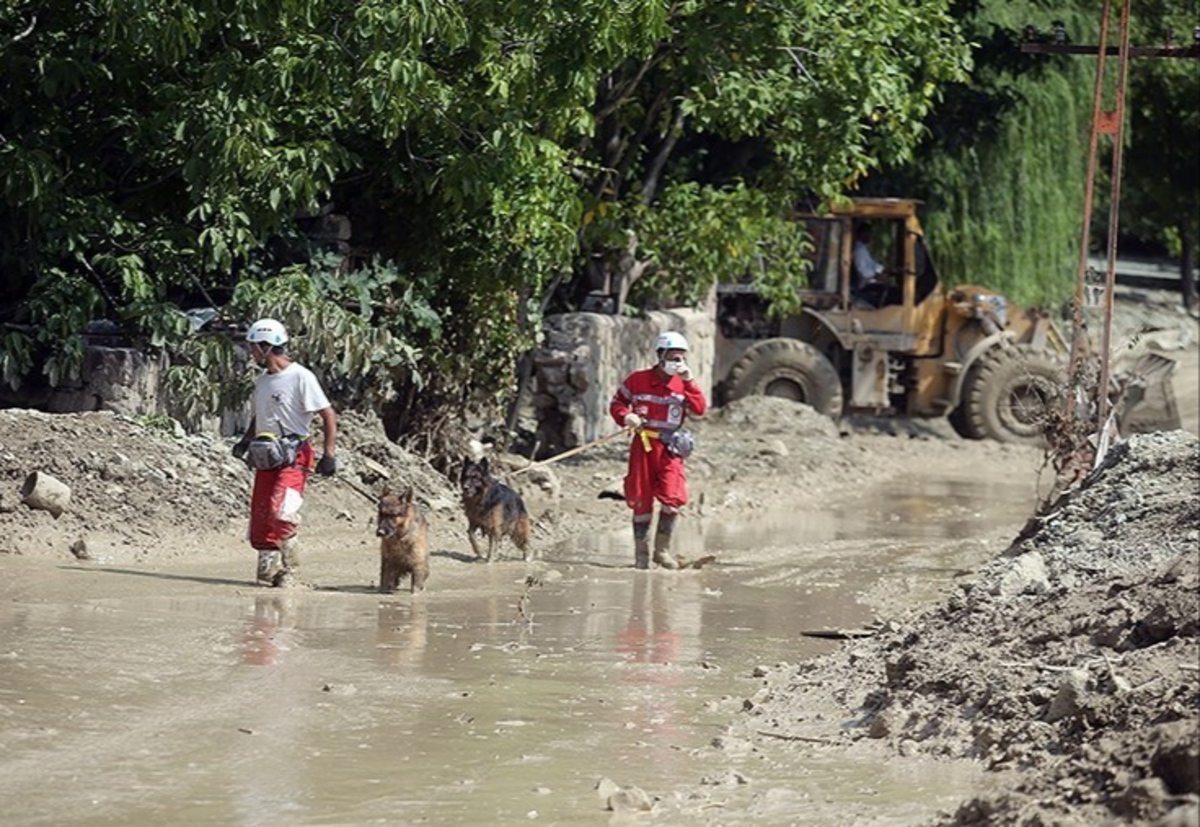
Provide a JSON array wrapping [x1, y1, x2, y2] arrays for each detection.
[[0, 472, 1036, 825]]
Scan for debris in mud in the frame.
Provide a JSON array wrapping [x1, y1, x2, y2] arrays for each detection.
[[723, 429, 1199, 827], [798, 627, 879, 640], [596, 776, 655, 813], [0, 408, 457, 559], [68, 538, 90, 561], [20, 470, 72, 517]]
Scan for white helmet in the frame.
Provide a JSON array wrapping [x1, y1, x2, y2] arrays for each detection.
[[655, 331, 689, 353], [247, 318, 289, 346]]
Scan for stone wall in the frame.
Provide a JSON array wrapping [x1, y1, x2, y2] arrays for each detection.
[[2, 300, 718, 454], [531, 307, 716, 457], [0, 346, 166, 419]]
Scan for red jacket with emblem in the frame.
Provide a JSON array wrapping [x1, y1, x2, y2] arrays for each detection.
[[609, 368, 707, 432]]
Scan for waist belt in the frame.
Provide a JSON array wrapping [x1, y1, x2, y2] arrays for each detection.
[[638, 429, 670, 451]]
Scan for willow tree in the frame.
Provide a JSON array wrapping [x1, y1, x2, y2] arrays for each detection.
[[868, 1, 1101, 310], [0, 1, 970, 440], [1121, 0, 1200, 312]]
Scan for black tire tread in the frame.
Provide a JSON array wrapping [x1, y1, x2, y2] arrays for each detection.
[[961, 344, 1063, 444], [725, 338, 844, 418]]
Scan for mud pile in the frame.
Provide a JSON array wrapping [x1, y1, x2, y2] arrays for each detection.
[[0, 408, 456, 559], [737, 430, 1199, 827]]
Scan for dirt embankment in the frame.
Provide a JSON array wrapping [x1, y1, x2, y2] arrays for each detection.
[[722, 430, 1199, 827]]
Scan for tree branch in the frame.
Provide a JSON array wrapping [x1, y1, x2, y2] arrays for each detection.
[[11, 13, 37, 44], [595, 44, 671, 121], [640, 104, 684, 205]]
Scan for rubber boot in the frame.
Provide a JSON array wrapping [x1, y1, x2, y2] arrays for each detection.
[[633, 521, 651, 570], [653, 513, 681, 570], [274, 537, 301, 588]]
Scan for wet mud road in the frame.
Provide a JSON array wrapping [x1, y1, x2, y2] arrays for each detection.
[[0, 468, 1042, 826]]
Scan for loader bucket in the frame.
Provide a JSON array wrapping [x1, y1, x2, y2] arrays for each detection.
[[1116, 352, 1182, 435]]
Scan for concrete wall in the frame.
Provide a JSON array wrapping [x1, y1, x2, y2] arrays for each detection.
[[2, 302, 719, 454], [531, 306, 716, 456], [0, 346, 167, 419]]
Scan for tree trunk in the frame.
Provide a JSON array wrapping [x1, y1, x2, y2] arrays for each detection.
[[1180, 219, 1197, 314]]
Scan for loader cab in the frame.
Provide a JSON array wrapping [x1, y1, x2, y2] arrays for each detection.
[[715, 199, 941, 327], [788, 205, 940, 310], [714, 198, 947, 405]]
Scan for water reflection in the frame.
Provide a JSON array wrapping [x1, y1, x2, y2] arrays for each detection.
[[0, 464, 1041, 826], [618, 575, 685, 671], [563, 475, 1032, 562], [240, 595, 294, 666], [375, 599, 429, 669]]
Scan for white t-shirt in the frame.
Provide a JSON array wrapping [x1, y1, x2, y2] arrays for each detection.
[[251, 363, 330, 438], [853, 240, 885, 285]]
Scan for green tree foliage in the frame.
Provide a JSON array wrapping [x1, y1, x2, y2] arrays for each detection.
[[1120, 0, 1200, 311], [0, 1, 970, 442], [866, 1, 1101, 311], [875, 1, 1197, 315]]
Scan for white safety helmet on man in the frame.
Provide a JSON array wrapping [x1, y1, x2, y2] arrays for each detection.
[[655, 331, 689, 354], [247, 318, 289, 347]]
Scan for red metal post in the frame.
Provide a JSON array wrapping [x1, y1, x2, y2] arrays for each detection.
[[1095, 0, 1133, 433]]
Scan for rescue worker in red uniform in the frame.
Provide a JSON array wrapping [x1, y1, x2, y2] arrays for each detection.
[[609, 331, 707, 569]]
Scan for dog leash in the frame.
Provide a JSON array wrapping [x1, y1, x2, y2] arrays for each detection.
[[509, 427, 631, 476], [334, 475, 380, 503]]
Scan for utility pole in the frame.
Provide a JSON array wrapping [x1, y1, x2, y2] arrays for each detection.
[[1021, 1, 1199, 469]]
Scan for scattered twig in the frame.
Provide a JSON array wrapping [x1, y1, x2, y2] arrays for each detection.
[[799, 628, 879, 640], [1129, 675, 1163, 693], [756, 730, 835, 745], [333, 475, 378, 504], [517, 574, 543, 624], [998, 660, 1085, 673], [12, 14, 37, 43]]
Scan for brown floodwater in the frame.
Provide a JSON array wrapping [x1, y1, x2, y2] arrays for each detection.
[[0, 471, 1038, 826]]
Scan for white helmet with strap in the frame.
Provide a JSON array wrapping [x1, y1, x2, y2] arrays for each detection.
[[655, 331, 689, 354], [247, 318, 289, 346]]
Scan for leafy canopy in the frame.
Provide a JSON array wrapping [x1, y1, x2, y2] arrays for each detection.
[[0, 0, 970, 438]]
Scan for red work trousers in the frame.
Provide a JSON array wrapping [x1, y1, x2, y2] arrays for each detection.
[[624, 434, 687, 519], [249, 442, 314, 550]]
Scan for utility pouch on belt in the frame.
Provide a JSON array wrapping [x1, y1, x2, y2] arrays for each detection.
[[664, 429, 695, 459], [245, 433, 301, 471]]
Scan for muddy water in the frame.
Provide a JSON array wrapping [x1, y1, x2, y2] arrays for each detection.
[[0, 472, 1037, 826]]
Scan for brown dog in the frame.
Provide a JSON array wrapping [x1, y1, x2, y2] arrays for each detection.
[[376, 486, 430, 594], [460, 458, 532, 562]]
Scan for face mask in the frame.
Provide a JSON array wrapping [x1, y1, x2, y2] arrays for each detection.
[[661, 359, 686, 376]]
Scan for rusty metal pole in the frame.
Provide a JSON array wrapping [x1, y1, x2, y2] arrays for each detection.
[[1064, 0, 1114, 405], [1095, 0, 1133, 436], [1023, 6, 1199, 476]]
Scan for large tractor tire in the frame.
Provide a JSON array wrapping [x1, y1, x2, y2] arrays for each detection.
[[956, 345, 1064, 444], [724, 338, 844, 418], [946, 403, 977, 440]]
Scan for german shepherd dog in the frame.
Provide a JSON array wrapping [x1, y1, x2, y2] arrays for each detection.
[[376, 486, 430, 593], [460, 458, 532, 562]]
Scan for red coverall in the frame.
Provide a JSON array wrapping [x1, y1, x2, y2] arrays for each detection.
[[249, 442, 315, 550], [609, 367, 707, 524]]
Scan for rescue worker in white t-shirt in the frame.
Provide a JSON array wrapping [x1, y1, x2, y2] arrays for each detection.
[[231, 318, 337, 586]]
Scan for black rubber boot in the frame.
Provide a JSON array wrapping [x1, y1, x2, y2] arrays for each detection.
[[633, 520, 651, 569], [653, 513, 681, 569]]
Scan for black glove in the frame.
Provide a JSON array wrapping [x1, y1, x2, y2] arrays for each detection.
[[232, 435, 252, 460], [316, 454, 337, 477]]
